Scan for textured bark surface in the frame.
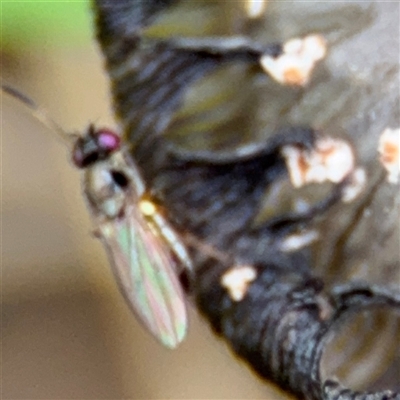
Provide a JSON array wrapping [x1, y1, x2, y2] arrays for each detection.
[[93, 1, 399, 399]]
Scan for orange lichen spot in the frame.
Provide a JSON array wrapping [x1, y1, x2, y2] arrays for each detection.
[[281, 137, 355, 188], [221, 265, 257, 302], [260, 34, 327, 86], [282, 68, 307, 86], [378, 127, 400, 184]]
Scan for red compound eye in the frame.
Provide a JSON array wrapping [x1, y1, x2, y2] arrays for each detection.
[[72, 127, 121, 169], [97, 129, 121, 152]]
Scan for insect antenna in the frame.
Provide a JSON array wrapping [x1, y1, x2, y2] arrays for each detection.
[[1, 83, 76, 147]]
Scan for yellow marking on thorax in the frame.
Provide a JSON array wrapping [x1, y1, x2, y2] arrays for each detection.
[[139, 198, 158, 217]]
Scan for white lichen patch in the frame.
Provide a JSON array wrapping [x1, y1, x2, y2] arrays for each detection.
[[244, 0, 268, 19], [341, 168, 367, 203], [260, 34, 327, 86], [281, 137, 355, 188], [280, 229, 319, 252], [378, 127, 400, 184], [221, 265, 257, 302]]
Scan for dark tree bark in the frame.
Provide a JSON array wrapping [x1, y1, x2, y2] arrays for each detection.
[[93, 1, 400, 399]]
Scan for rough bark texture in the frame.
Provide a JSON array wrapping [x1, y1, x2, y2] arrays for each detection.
[[93, 1, 399, 399]]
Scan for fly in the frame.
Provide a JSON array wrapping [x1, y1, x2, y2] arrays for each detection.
[[2, 84, 192, 349]]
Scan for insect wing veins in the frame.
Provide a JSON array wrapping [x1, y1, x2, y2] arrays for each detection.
[[97, 192, 188, 349]]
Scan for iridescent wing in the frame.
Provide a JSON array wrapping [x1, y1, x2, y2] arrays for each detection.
[[97, 201, 187, 349]]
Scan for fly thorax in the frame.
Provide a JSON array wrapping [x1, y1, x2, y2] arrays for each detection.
[[84, 162, 126, 219]]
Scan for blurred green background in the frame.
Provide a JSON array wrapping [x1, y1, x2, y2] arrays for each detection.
[[1, 1, 288, 399], [2, 1, 91, 50]]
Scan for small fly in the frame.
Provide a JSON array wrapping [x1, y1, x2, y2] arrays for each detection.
[[2, 84, 192, 349]]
